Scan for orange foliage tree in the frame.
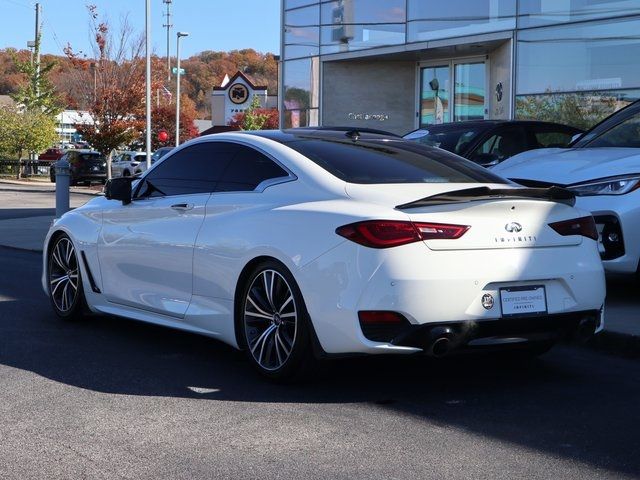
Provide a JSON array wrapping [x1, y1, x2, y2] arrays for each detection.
[[63, 5, 162, 155]]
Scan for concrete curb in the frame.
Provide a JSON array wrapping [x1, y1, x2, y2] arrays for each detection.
[[0, 179, 102, 197]]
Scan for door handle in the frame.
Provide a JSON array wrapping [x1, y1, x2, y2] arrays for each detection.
[[171, 203, 194, 211]]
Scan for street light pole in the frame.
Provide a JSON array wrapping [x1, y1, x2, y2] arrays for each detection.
[[145, 0, 152, 170], [175, 31, 189, 147]]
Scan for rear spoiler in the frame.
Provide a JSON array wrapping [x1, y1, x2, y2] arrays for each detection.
[[396, 186, 576, 210]]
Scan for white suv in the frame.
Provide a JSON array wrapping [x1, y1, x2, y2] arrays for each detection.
[[111, 151, 148, 177]]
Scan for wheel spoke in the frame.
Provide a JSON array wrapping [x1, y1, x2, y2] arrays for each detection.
[[275, 330, 291, 357], [247, 294, 273, 318], [52, 245, 66, 270], [244, 310, 272, 321], [250, 323, 276, 355], [278, 294, 293, 314]]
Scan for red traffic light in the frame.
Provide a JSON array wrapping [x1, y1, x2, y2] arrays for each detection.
[[157, 130, 168, 142]]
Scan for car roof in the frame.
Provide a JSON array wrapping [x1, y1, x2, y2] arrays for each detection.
[[245, 128, 397, 144]]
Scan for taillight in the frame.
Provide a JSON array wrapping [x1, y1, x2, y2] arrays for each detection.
[[549, 216, 598, 241], [336, 220, 469, 248]]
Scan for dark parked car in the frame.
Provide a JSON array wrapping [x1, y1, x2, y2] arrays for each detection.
[[404, 120, 582, 167], [49, 150, 107, 185]]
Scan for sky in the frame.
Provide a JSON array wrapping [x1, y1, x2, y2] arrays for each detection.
[[0, 0, 280, 58]]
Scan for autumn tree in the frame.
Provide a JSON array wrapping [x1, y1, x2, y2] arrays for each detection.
[[133, 94, 199, 150], [64, 5, 157, 155]]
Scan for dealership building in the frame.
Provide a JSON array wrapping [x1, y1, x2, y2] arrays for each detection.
[[279, 0, 640, 134]]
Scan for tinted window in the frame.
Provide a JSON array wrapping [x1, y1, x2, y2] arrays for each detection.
[[404, 128, 481, 154], [285, 138, 507, 184], [136, 142, 238, 198], [470, 128, 527, 162], [583, 110, 640, 148], [532, 129, 575, 148], [217, 145, 289, 192]]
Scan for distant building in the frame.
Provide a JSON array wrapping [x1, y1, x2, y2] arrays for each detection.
[[55, 110, 93, 145], [210, 71, 277, 128]]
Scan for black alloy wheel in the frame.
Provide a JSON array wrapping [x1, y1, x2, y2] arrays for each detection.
[[47, 234, 86, 320], [241, 261, 312, 380]]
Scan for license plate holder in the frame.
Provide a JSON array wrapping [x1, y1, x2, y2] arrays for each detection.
[[500, 285, 547, 318]]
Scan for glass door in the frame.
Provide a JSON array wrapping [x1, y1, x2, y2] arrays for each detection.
[[453, 61, 486, 121], [419, 65, 450, 126]]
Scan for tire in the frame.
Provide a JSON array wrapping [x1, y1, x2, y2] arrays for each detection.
[[239, 260, 313, 381], [47, 234, 87, 321]]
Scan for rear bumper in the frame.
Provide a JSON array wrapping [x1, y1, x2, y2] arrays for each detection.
[[298, 240, 606, 355], [365, 310, 602, 354]]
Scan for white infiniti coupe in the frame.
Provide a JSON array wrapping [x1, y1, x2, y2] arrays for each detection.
[[43, 129, 606, 379]]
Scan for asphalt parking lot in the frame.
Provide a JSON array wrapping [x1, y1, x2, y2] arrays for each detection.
[[1, 246, 639, 479]]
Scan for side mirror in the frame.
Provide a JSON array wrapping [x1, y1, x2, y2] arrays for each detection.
[[471, 152, 501, 167], [105, 177, 132, 205]]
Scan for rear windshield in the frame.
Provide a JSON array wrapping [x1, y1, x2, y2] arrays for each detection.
[[403, 127, 482, 154], [284, 138, 508, 184], [78, 154, 105, 162]]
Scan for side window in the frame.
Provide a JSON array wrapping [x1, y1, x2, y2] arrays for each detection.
[[533, 128, 576, 148], [135, 142, 239, 198], [216, 145, 289, 192], [470, 128, 527, 163]]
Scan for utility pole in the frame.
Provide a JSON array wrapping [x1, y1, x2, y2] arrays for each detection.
[[34, 2, 41, 97], [145, 0, 152, 169], [163, 0, 173, 84]]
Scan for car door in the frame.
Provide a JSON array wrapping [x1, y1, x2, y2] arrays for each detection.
[[98, 141, 239, 318], [191, 143, 292, 328], [468, 126, 528, 166]]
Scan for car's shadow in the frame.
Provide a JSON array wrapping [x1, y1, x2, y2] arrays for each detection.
[[1, 292, 640, 477]]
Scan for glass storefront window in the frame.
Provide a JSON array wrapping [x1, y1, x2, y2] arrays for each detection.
[[518, 0, 640, 29], [284, 5, 320, 59], [284, 108, 320, 128], [420, 66, 450, 126], [407, 0, 515, 43], [320, 0, 406, 54], [516, 90, 640, 130], [283, 57, 320, 115], [517, 17, 640, 96], [454, 63, 486, 121]]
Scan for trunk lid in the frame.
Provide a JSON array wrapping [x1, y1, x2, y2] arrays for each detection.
[[345, 183, 582, 250]]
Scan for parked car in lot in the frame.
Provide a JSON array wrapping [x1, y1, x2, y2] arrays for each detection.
[[111, 151, 148, 177], [38, 148, 65, 161], [493, 101, 640, 276], [49, 150, 107, 185], [43, 129, 605, 380], [404, 120, 582, 167]]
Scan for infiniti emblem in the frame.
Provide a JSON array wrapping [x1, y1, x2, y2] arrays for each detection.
[[505, 222, 523, 233]]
